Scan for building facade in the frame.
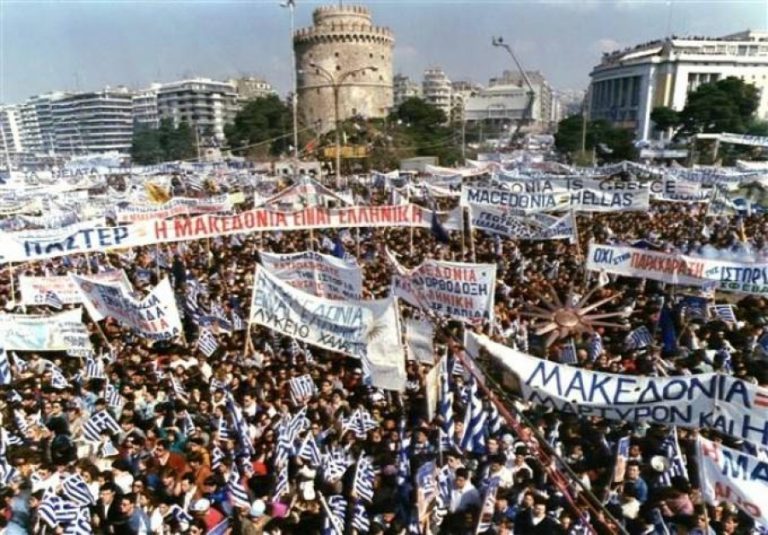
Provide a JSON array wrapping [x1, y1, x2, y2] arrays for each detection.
[[51, 88, 134, 155], [0, 106, 23, 161], [488, 70, 557, 129], [156, 78, 239, 142], [294, 5, 394, 134], [393, 74, 421, 107], [230, 77, 276, 101], [589, 30, 768, 141], [133, 87, 160, 130], [450, 80, 483, 123], [422, 68, 452, 120]]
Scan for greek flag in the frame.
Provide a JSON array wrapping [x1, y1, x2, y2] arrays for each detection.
[[323, 495, 347, 535], [211, 446, 225, 470], [63, 505, 91, 535], [62, 474, 95, 506], [297, 433, 323, 467], [460, 377, 487, 454], [44, 290, 63, 310], [289, 374, 317, 401], [216, 417, 232, 441], [85, 359, 106, 380], [323, 457, 348, 484], [353, 454, 375, 503], [82, 410, 121, 443], [560, 338, 578, 364], [232, 312, 245, 331], [587, 332, 603, 361], [625, 326, 654, 350], [51, 367, 70, 389], [438, 358, 454, 446], [0, 348, 10, 385], [351, 502, 370, 533], [99, 439, 119, 457], [487, 400, 502, 437], [179, 412, 195, 437], [659, 427, 689, 487], [476, 476, 500, 534], [397, 426, 411, 486], [197, 328, 219, 357], [170, 377, 188, 400], [710, 304, 737, 324], [13, 409, 29, 437], [341, 408, 377, 438], [168, 504, 193, 525], [274, 462, 289, 499], [227, 468, 251, 509], [226, 392, 255, 457], [38, 494, 79, 528]]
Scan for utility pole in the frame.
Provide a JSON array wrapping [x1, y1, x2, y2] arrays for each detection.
[[281, 1, 300, 179]]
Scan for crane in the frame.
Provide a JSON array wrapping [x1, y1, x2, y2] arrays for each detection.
[[492, 36, 536, 142]]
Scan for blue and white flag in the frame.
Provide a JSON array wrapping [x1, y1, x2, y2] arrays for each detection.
[[297, 433, 323, 467], [323, 495, 347, 535], [353, 454, 375, 503], [487, 400, 502, 437], [289, 374, 317, 402], [85, 359, 106, 380], [44, 290, 64, 310], [197, 328, 219, 357], [625, 325, 654, 350], [227, 468, 251, 509], [612, 436, 631, 483], [0, 348, 10, 385], [461, 377, 487, 454], [710, 304, 737, 324], [351, 502, 370, 533], [274, 462, 289, 499], [587, 331, 603, 361], [38, 494, 80, 528], [62, 474, 95, 506], [342, 408, 377, 438], [659, 427, 689, 486], [439, 357, 455, 446], [62, 505, 92, 535], [560, 338, 578, 364], [82, 410, 121, 443], [475, 476, 500, 534], [168, 504, 193, 525]]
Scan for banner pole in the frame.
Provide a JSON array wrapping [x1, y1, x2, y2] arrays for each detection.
[[460, 207, 466, 261], [8, 262, 16, 310], [467, 208, 476, 263]]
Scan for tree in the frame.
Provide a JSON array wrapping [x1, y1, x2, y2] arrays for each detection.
[[225, 95, 292, 159], [554, 115, 635, 162], [677, 77, 759, 138], [650, 106, 681, 132], [130, 119, 196, 164]]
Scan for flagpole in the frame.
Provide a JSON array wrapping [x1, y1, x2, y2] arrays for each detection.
[[318, 490, 344, 535], [467, 208, 476, 263], [460, 208, 466, 260], [8, 262, 15, 309]]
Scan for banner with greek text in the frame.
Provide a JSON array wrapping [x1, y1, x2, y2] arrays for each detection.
[[466, 332, 768, 447], [115, 194, 236, 223], [19, 271, 132, 307], [389, 252, 496, 325], [0, 308, 92, 355], [260, 250, 363, 300], [468, 205, 576, 241], [0, 205, 458, 264], [697, 436, 768, 527], [249, 265, 405, 391], [586, 243, 768, 296], [70, 275, 182, 341]]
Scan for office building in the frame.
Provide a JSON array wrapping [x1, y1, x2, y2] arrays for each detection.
[[589, 30, 768, 140]]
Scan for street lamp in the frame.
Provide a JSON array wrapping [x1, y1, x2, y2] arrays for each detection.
[[308, 62, 378, 188]]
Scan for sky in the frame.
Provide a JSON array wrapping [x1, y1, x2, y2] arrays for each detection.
[[0, 0, 765, 105]]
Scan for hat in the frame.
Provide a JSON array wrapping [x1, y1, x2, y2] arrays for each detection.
[[249, 499, 266, 518], [191, 499, 210, 513]]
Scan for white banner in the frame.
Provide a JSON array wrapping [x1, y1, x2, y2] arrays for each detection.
[[115, 194, 236, 223], [390, 253, 496, 325], [718, 132, 768, 148], [586, 243, 768, 296], [260, 250, 363, 300], [0, 204, 460, 264], [461, 181, 649, 213], [466, 332, 768, 447], [70, 276, 183, 341], [697, 436, 768, 527], [468, 205, 576, 241], [405, 318, 435, 364], [19, 270, 132, 307], [0, 308, 92, 355], [425, 360, 440, 422], [650, 178, 712, 203], [249, 265, 405, 391]]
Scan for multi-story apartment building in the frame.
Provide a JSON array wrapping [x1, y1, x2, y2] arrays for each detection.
[[133, 87, 160, 130], [0, 106, 23, 162], [393, 74, 422, 107], [51, 87, 134, 155], [450, 80, 483, 123], [229, 77, 276, 102], [589, 30, 768, 140], [488, 70, 557, 129], [422, 68, 452, 120], [156, 78, 239, 142]]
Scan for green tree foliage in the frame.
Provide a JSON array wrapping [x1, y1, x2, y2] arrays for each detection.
[[131, 119, 196, 164], [677, 76, 759, 138], [650, 106, 681, 132], [225, 95, 291, 159], [554, 115, 635, 162]]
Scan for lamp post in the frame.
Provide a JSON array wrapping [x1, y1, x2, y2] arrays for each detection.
[[309, 62, 378, 188]]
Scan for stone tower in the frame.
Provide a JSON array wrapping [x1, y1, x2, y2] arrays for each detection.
[[294, 4, 394, 134]]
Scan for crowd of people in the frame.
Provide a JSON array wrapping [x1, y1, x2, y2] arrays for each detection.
[[1, 172, 767, 535]]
